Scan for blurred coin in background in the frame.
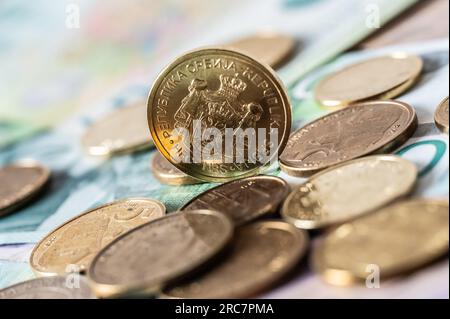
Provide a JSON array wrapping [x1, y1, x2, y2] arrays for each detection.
[[315, 54, 423, 108], [434, 96, 449, 134], [151, 152, 203, 185], [30, 198, 166, 276], [81, 101, 153, 156], [281, 155, 417, 229], [181, 175, 290, 225], [162, 220, 308, 299], [225, 32, 296, 69], [88, 210, 233, 298], [0, 276, 95, 299], [0, 161, 50, 217], [279, 100, 417, 177], [312, 199, 449, 286]]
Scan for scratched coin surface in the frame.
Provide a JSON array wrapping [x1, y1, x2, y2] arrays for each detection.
[[162, 220, 308, 298], [225, 32, 296, 68], [315, 54, 423, 107], [312, 200, 449, 286], [279, 100, 417, 177], [30, 198, 166, 276], [0, 276, 95, 299], [181, 175, 290, 225], [148, 48, 291, 182], [88, 210, 233, 297], [281, 155, 417, 229], [0, 161, 50, 217], [82, 101, 154, 156], [151, 152, 203, 185], [434, 96, 449, 134]]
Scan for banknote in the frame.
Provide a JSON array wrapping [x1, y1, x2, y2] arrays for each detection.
[[0, 0, 417, 147]]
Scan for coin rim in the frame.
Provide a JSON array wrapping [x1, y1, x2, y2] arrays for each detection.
[[180, 175, 290, 225], [87, 209, 234, 298], [0, 161, 51, 217], [279, 100, 418, 177], [161, 220, 309, 299], [281, 154, 418, 229], [147, 47, 292, 183], [311, 199, 449, 286], [151, 152, 203, 186], [29, 198, 167, 276], [434, 96, 449, 134], [314, 54, 423, 108]]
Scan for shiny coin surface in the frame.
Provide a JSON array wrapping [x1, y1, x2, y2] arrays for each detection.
[[148, 48, 291, 182], [30, 198, 166, 276], [0, 276, 95, 299], [279, 100, 417, 177], [0, 161, 50, 217], [88, 210, 233, 298], [434, 96, 449, 134], [315, 54, 423, 107], [312, 200, 449, 286], [281, 155, 417, 229], [151, 152, 203, 185], [225, 32, 296, 68], [181, 175, 290, 225], [162, 220, 308, 298], [82, 101, 153, 156]]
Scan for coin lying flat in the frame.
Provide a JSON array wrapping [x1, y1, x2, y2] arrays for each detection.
[[315, 54, 423, 107], [88, 210, 233, 298], [279, 100, 417, 177], [0, 161, 50, 217], [281, 155, 417, 229], [0, 276, 95, 299], [148, 47, 291, 182], [30, 198, 166, 276], [225, 32, 296, 68], [151, 152, 203, 185], [162, 220, 308, 299], [312, 200, 449, 286], [181, 175, 290, 225], [434, 96, 449, 134], [82, 101, 153, 156]]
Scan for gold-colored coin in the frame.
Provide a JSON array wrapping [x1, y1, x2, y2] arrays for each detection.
[[162, 220, 308, 299], [0, 161, 50, 217], [87, 210, 233, 298], [279, 100, 417, 177], [181, 175, 290, 226], [281, 155, 417, 229], [225, 32, 296, 69], [312, 199, 449, 286], [434, 96, 449, 134], [148, 47, 291, 183], [30, 198, 166, 276], [151, 152, 203, 185], [315, 54, 423, 108], [82, 101, 154, 156], [0, 276, 95, 299]]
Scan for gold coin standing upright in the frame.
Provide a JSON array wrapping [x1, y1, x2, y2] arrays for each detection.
[[312, 200, 449, 286], [151, 152, 203, 185], [162, 220, 308, 299], [279, 100, 417, 177], [225, 32, 296, 69], [315, 54, 423, 108], [88, 210, 233, 298], [434, 96, 449, 134], [0, 161, 50, 217], [82, 101, 154, 156], [148, 48, 291, 183], [281, 155, 417, 229], [30, 198, 166, 276]]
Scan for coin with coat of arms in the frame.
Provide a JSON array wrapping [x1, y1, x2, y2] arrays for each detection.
[[148, 48, 291, 182]]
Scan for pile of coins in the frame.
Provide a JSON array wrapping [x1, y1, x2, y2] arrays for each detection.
[[0, 36, 449, 299]]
